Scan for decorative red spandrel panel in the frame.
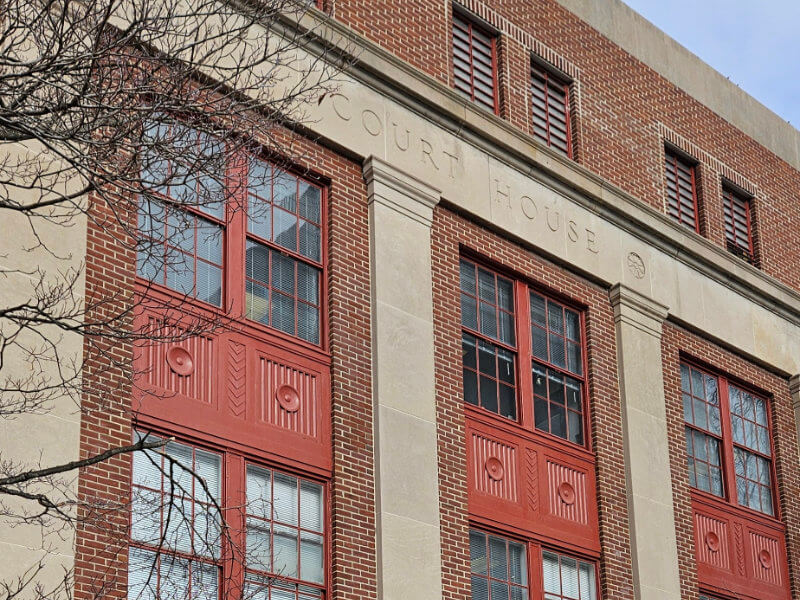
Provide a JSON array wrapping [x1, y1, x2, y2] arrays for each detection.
[[139, 314, 215, 405], [133, 306, 331, 472], [470, 431, 518, 502], [547, 460, 588, 525], [258, 355, 319, 438], [465, 413, 599, 554], [692, 494, 790, 600], [749, 531, 782, 586], [694, 512, 730, 571]]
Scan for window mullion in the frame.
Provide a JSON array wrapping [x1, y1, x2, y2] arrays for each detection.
[[717, 377, 738, 506], [516, 282, 534, 430]]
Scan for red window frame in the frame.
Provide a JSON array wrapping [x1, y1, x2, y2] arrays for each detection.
[[468, 527, 600, 600], [664, 149, 700, 232], [128, 429, 330, 600], [460, 257, 591, 450], [722, 185, 754, 263], [453, 9, 499, 114], [530, 61, 573, 158], [680, 361, 778, 518], [136, 123, 329, 351]]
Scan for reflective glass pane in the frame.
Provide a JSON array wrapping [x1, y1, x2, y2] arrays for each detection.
[[488, 536, 507, 580], [299, 181, 321, 223], [469, 530, 487, 575], [273, 208, 298, 252], [273, 171, 297, 212], [530, 293, 546, 326]]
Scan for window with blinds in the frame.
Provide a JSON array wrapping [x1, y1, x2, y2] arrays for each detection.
[[531, 62, 572, 157], [128, 433, 328, 600], [469, 530, 528, 600], [722, 186, 754, 262], [453, 11, 498, 113], [664, 149, 699, 231], [541, 551, 597, 600]]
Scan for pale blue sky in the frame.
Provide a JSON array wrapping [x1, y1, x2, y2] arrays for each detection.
[[622, 0, 800, 128]]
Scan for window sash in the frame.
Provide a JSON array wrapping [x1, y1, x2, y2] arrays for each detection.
[[541, 550, 598, 600], [680, 363, 776, 517], [129, 433, 327, 600], [469, 529, 528, 600]]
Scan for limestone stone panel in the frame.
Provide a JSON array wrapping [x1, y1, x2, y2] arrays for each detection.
[[378, 512, 443, 600]]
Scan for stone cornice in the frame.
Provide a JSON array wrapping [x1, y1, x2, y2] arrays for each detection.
[[283, 8, 800, 328]]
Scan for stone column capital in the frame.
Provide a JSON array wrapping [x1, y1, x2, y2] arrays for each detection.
[[363, 156, 441, 227], [789, 374, 800, 404], [609, 283, 669, 339]]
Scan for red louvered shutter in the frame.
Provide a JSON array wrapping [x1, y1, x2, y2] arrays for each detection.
[[531, 62, 572, 157], [664, 150, 699, 231], [453, 13, 497, 113], [723, 187, 754, 261]]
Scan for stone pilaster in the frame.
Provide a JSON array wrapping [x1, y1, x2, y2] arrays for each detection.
[[609, 283, 680, 600], [363, 156, 443, 600]]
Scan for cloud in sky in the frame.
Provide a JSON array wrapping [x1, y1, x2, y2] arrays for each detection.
[[622, 0, 800, 128]]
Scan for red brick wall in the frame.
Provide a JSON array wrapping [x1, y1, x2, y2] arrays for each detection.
[[662, 323, 800, 599], [330, 0, 800, 293], [431, 205, 633, 600], [73, 135, 376, 600]]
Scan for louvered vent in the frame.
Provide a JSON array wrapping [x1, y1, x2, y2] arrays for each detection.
[[531, 63, 572, 157], [453, 13, 497, 113], [664, 150, 698, 231], [723, 187, 753, 261]]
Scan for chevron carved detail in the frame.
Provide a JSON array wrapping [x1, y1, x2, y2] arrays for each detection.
[[525, 448, 538, 513], [227, 341, 246, 418], [734, 522, 745, 576]]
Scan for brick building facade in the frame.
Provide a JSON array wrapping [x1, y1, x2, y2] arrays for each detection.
[[3, 1, 800, 600]]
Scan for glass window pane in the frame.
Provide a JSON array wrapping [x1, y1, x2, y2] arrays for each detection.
[[299, 181, 321, 223], [273, 207, 298, 252], [680, 365, 691, 393], [497, 349, 515, 385], [560, 556, 579, 598], [568, 411, 583, 446], [128, 547, 157, 600], [535, 397, 549, 433], [471, 576, 489, 600], [541, 552, 560, 594], [579, 562, 597, 600], [196, 262, 222, 306], [463, 334, 477, 370], [296, 263, 319, 305], [499, 311, 515, 346], [508, 542, 526, 585], [549, 333, 566, 368], [247, 518, 272, 571], [274, 171, 297, 212], [480, 376, 498, 413], [480, 302, 498, 339], [547, 303, 563, 334], [460, 260, 477, 294], [497, 278, 514, 312], [478, 269, 496, 303], [470, 530, 487, 575], [300, 532, 324, 584], [532, 363, 547, 397], [464, 369, 479, 406], [462, 293, 479, 330], [550, 404, 566, 439], [191, 561, 219, 600], [491, 581, 509, 600], [298, 303, 320, 344], [299, 221, 321, 262], [273, 473, 298, 525], [165, 247, 194, 296], [247, 280, 270, 325], [567, 341, 582, 375], [271, 292, 295, 335], [530, 293, 546, 326], [531, 327, 548, 360], [499, 385, 516, 421], [300, 481, 323, 532], [488, 536, 508, 580], [478, 341, 496, 377], [248, 195, 271, 239], [693, 398, 708, 431], [565, 310, 580, 341], [273, 525, 299, 579]]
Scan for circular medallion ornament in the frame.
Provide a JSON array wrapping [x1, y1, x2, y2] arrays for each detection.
[[485, 457, 504, 481], [627, 252, 646, 279], [558, 482, 576, 506], [759, 549, 773, 570], [276, 384, 301, 412], [166, 347, 194, 376], [704, 531, 720, 553]]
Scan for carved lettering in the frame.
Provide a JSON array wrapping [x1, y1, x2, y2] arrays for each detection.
[[362, 109, 383, 137], [545, 206, 561, 232], [494, 179, 511, 208], [331, 93, 351, 121], [568, 220, 579, 243], [586, 229, 599, 254], [421, 139, 439, 170], [521, 195, 538, 220], [442, 149, 459, 178], [391, 121, 410, 151]]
